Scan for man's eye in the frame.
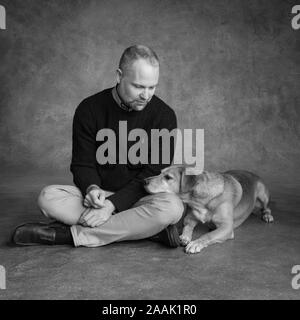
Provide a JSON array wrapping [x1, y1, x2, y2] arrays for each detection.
[[165, 175, 172, 180]]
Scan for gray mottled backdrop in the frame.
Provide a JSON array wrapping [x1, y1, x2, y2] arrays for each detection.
[[0, 0, 299, 184]]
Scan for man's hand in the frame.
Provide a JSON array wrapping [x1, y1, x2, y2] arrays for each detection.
[[83, 186, 106, 209], [79, 199, 115, 228]]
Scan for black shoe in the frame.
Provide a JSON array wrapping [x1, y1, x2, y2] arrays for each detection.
[[149, 224, 181, 248], [12, 222, 72, 246]]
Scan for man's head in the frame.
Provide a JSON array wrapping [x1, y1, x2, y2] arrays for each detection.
[[116, 45, 159, 111]]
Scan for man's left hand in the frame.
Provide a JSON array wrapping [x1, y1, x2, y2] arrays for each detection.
[[79, 200, 115, 227]]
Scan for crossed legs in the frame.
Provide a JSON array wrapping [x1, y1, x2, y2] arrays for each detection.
[[37, 185, 184, 247]]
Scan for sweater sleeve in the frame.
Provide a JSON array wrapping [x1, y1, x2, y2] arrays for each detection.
[[106, 108, 178, 212], [70, 100, 102, 196]]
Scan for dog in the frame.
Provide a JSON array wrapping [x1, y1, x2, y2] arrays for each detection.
[[144, 166, 273, 254]]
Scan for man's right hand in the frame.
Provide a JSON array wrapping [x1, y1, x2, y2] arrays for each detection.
[[83, 186, 106, 209]]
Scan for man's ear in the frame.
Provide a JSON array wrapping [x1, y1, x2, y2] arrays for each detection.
[[116, 68, 122, 84]]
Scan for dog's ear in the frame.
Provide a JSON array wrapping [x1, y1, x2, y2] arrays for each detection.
[[184, 166, 203, 176], [180, 167, 202, 193]]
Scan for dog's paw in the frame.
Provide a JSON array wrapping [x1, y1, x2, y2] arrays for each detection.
[[179, 234, 191, 246], [185, 239, 208, 254], [262, 208, 274, 223]]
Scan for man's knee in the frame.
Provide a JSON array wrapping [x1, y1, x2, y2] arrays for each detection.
[[37, 185, 59, 217], [155, 193, 184, 225]]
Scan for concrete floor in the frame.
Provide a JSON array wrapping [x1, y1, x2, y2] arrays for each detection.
[[0, 170, 299, 300]]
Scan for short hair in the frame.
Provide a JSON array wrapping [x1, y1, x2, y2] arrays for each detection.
[[119, 45, 159, 73]]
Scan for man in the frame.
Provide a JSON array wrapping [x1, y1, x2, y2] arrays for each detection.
[[12, 45, 184, 248]]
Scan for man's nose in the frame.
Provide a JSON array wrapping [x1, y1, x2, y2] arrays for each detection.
[[140, 89, 150, 100]]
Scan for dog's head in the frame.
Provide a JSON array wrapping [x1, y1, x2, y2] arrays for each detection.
[[144, 166, 225, 200], [144, 165, 200, 195]]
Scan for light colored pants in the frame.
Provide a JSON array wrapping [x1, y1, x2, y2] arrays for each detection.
[[37, 185, 184, 247]]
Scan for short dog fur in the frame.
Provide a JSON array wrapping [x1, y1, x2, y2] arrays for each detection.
[[144, 166, 273, 254]]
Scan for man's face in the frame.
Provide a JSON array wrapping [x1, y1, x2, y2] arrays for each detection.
[[117, 58, 159, 111]]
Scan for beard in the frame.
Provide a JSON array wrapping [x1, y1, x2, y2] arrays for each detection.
[[116, 84, 151, 111], [124, 98, 150, 111]]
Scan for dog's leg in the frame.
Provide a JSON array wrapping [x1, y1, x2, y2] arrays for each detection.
[[185, 203, 234, 254], [256, 181, 274, 223], [179, 211, 198, 246]]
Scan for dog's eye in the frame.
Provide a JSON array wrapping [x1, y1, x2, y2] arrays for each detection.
[[165, 174, 173, 180]]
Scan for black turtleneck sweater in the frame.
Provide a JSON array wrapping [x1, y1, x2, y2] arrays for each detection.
[[70, 87, 177, 212]]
